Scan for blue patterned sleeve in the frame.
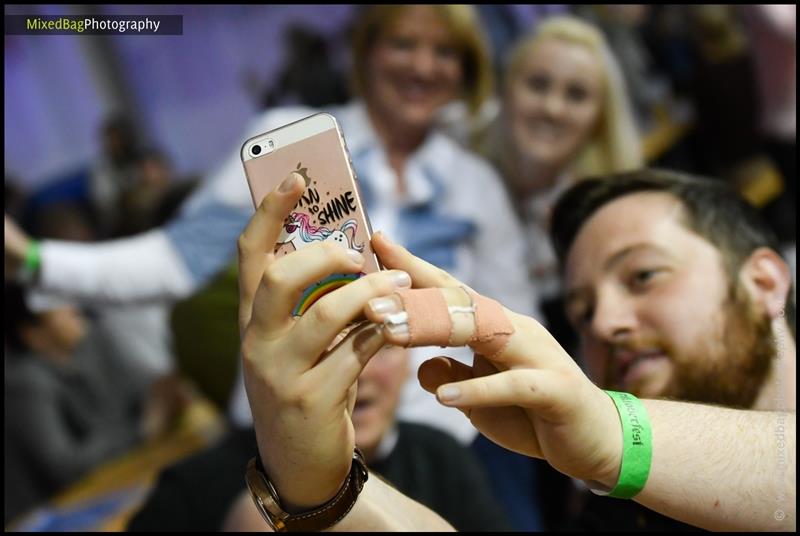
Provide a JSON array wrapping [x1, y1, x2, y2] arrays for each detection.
[[163, 201, 252, 288]]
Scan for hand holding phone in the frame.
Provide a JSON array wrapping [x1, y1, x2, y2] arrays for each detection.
[[241, 113, 380, 315]]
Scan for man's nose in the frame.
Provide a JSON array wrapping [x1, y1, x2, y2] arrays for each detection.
[[590, 289, 638, 344]]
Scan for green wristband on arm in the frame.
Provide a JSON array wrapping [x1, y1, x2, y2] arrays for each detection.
[[15, 240, 41, 285], [587, 390, 653, 499]]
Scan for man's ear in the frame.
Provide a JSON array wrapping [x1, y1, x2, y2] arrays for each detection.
[[739, 247, 792, 319]]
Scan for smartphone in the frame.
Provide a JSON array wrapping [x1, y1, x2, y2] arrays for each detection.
[[241, 112, 380, 316]]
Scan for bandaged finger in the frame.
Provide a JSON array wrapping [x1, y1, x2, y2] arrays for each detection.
[[373, 287, 514, 360]]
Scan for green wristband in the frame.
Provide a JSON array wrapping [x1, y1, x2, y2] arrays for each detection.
[[15, 240, 41, 285], [25, 241, 41, 272], [603, 390, 652, 499]]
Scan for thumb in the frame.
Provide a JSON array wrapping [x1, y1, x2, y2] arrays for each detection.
[[371, 232, 466, 289], [418, 356, 474, 394]]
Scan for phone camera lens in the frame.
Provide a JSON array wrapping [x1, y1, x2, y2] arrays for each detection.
[[251, 145, 262, 156]]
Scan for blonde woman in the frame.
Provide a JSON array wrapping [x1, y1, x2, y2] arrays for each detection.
[[478, 16, 643, 304], [462, 18, 643, 529]]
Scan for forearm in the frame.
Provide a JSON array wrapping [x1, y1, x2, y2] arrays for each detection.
[[634, 400, 795, 531], [38, 230, 194, 304], [328, 473, 454, 532]]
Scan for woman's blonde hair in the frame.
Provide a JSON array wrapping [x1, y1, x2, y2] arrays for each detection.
[[350, 5, 493, 116], [504, 16, 642, 177]]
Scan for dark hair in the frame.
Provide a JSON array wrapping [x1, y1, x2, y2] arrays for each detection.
[[5, 283, 39, 352], [550, 168, 795, 334], [138, 147, 170, 165], [101, 115, 136, 139], [100, 115, 142, 166]]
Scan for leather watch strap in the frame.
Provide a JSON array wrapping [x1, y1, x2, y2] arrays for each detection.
[[246, 448, 369, 532]]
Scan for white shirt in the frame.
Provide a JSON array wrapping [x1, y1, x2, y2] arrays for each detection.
[[517, 174, 573, 301]]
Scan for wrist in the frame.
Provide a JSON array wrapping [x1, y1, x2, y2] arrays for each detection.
[[588, 391, 653, 499], [257, 451, 350, 512], [596, 389, 624, 488], [247, 448, 369, 532], [277, 472, 350, 514]]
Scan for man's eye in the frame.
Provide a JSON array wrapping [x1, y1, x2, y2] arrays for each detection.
[[579, 308, 593, 328], [632, 269, 659, 287]]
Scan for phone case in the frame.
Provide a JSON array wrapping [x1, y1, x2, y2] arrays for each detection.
[[241, 113, 380, 316]]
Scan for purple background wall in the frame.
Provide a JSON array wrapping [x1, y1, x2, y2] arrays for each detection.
[[4, 4, 563, 191]]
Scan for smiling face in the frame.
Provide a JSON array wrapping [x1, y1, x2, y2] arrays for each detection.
[[564, 192, 774, 407], [505, 37, 603, 173], [352, 345, 409, 461], [364, 6, 463, 134]]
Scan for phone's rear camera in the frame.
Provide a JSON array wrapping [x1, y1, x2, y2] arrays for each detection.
[[251, 145, 262, 156]]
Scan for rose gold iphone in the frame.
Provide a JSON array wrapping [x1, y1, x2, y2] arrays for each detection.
[[241, 112, 380, 316]]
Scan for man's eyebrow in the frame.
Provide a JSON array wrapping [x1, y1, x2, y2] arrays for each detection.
[[602, 243, 672, 271], [566, 243, 674, 307]]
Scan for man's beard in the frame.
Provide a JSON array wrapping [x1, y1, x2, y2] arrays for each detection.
[[663, 282, 775, 408]]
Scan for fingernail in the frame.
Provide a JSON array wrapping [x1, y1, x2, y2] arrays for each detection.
[[369, 297, 400, 315], [352, 324, 383, 355], [386, 321, 409, 339], [438, 385, 461, 403], [347, 249, 365, 264], [279, 173, 299, 193], [377, 231, 394, 245], [391, 271, 411, 288]]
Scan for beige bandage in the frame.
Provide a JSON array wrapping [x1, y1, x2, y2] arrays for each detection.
[[390, 287, 514, 359], [393, 288, 451, 346], [468, 291, 514, 359]]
